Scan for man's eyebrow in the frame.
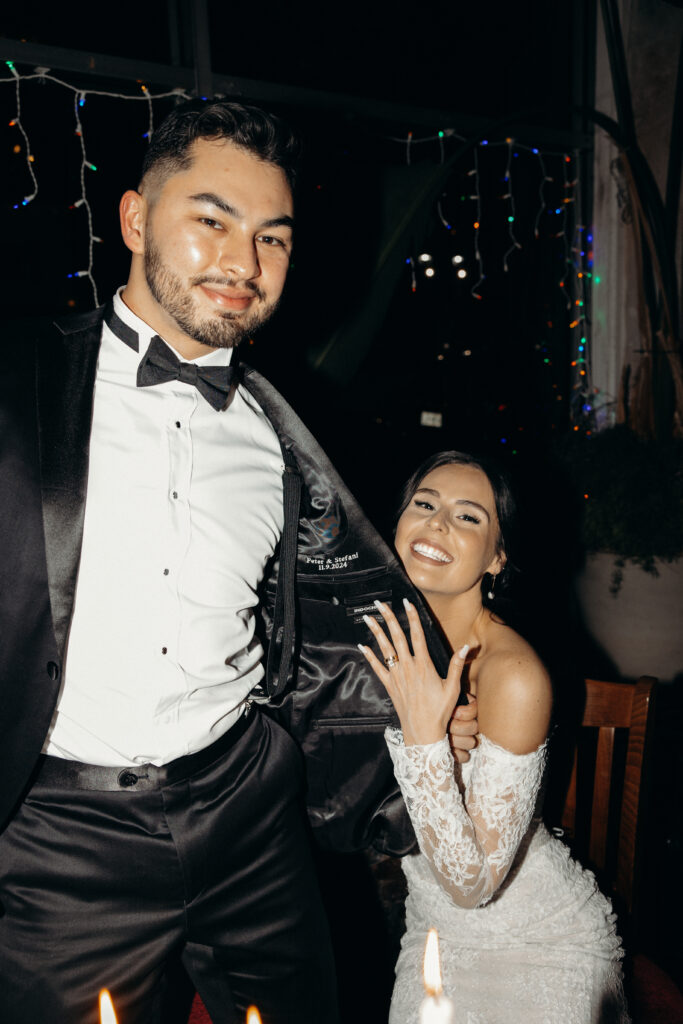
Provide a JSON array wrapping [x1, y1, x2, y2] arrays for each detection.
[[189, 192, 240, 217], [260, 215, 295, 231], [188, 193, 294, 231]]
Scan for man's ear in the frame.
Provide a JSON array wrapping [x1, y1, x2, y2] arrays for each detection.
[[119, 190, 147, 255]]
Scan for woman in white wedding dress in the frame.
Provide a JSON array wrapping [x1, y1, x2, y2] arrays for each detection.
[[359, 451, 629, 1024]]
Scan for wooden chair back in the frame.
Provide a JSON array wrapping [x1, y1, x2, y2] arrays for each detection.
[[560, 676, 657, 923]]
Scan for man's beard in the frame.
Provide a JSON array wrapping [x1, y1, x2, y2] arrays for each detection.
[[143, 237, 280, 349]]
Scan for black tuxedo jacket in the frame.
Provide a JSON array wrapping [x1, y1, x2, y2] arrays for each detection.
[[0, 306, 455, 852]]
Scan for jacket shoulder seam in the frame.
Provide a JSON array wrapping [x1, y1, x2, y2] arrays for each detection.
[[53, 306, 105, 335]]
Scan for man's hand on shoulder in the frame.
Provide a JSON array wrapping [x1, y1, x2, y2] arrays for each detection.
[[448, 693, 478, 763]]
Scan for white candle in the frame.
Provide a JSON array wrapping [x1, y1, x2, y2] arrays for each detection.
[[99, 989, 118, 1024], [419, 929, 454, 1024], [419, 994, 455, 1024]]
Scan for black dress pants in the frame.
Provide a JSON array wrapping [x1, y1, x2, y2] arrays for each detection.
[[0, 709, 338, 1024]]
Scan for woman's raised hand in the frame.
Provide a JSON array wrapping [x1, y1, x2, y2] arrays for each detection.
[[359, 598, 469, 748]]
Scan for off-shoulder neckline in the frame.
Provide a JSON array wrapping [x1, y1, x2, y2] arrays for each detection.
[[474, 733, 548, 758]]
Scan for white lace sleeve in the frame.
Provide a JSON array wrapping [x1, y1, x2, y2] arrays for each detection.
[[386, 729, 547, 909]]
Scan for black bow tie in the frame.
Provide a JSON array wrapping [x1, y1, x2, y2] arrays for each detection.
[[137, 335, 238, 411]]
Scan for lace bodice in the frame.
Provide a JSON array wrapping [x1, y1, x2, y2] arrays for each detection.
[[385, 730, 546, 909]]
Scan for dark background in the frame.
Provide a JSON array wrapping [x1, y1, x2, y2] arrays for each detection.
[[0, 0, 586, 524], [0, 1, 596, 669], [2, 2, 681, 1013]]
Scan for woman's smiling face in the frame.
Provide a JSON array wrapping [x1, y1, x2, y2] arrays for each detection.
[[395, 463, 504, 603]]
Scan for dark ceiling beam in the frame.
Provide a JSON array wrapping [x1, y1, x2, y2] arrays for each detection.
[[188, 0, 213, 100], [1, 36, 591, 150]]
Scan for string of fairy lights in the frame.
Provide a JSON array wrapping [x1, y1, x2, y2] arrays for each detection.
[[389, 128, 597, 433], [1, 64, 597, 431], [2, 62, 189, 306]]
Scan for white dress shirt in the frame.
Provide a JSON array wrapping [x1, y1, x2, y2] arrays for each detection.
[[44, 291, 284, 766]]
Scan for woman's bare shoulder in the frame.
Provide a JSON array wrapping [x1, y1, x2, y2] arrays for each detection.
[[475, 626, 552, 754]]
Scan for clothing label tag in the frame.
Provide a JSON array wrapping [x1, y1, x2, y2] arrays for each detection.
[[347, 600, 392, 625]]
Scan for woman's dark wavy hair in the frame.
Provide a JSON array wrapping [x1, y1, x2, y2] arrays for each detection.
[[396, 450, 519, 608], [140, 99, 301, 195]]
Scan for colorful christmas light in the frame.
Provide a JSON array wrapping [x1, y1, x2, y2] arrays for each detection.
[[1, 65, 188, 305]]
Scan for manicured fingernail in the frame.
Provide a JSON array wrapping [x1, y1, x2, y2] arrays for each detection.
[[374, 600, 386, 612], [357, 643, 367, 653], [363, 614, 374, 627], [403, 597, 413, 611], [458, 644, 470, 658]]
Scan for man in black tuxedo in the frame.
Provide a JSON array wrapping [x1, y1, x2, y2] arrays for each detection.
[[0, 100, 478, 1024]]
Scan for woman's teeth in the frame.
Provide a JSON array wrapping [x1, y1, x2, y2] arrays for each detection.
[[412, 542, 452, 563]]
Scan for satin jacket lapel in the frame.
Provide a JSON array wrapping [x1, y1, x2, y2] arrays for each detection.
[[36, 308, 104, 656]]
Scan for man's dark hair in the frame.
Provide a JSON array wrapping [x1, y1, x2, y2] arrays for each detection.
[[140, 99, 301, 195], [396, 450, 519, 606]]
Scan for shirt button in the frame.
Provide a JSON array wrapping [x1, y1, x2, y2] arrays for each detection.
[[118, 770, 138, 788], [175, 421, 181, 428], [163, 568, 169, 575], [161, 647, 168, 655], [172, 491, 178, 499], [46, 661, 60, 681]]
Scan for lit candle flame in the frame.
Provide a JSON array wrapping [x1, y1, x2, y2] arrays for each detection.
[[420, 928, 455, 1022], [423, 928, 443, 996], [246, 1007, 262, 1024], [99, 989, 118, 1024]]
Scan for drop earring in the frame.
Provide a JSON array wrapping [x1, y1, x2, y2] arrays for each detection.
[[487, 574, 497, 601]]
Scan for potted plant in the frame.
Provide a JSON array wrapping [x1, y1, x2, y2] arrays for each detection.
[[555, 426, 683, 681]]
